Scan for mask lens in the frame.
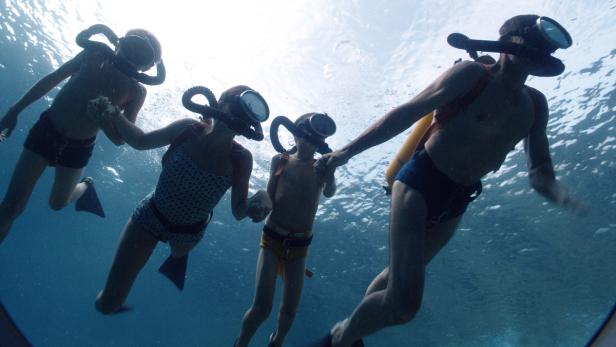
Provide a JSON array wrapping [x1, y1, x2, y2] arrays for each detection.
[[309, 113, 336, 138], [537, 17, 572, 49], [240, 91, 269, 122]]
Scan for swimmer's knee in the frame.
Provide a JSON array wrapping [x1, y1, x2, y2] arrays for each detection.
[[48, 196, 69, 211], [278, 304, 297, 321], [250, 303, 273, 321], [384, 292, 422, 325]]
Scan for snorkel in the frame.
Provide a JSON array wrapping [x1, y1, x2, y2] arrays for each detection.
[[270, 113, 336, 155], [182, 86, 269, 141], [447, 15, 572, 77], [75, 24, 166, 85]]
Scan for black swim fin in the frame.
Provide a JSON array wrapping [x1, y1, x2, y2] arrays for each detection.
[[158, 254, 188, 290], [112, 306, 133, 314], [75, 177, 105, 218], [304, 334, 364, 347]]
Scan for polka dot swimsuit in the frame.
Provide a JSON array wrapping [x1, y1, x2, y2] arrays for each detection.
[[131, 143, 232, 242]]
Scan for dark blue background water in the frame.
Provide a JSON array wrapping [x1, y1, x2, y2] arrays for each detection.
[[1, 0, 615, 346]]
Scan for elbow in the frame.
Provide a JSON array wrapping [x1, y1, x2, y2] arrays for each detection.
[[123, 137, 148, 150]]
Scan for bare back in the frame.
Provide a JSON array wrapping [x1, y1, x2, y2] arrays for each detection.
[[48, 51, 142, 139], [426, 65, 538, 185]]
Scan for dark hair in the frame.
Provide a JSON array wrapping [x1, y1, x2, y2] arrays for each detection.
[[499, 14, 539, 42], [125, 29, 162, 62], [294, 113, 315, 126], [219, 85, 251, 106]]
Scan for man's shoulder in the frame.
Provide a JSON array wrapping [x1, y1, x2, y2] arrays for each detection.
[[448, 60, 488, 80], [439, 61, 490, 96], [524, 86, 548, 118]]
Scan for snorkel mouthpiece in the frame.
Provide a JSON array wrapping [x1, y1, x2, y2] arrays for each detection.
[[447, 15, 571, 77], [182, 86, 266, 141]]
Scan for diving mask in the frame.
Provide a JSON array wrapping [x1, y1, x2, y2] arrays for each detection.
[[116, 34, 158, 70], [182, 86, 268, 141], [228, 90, 270, 124], [270, 113, 336, 155], [297, 113, 337, 139], [447, 15, 572, 76], [76, 24, 166, 85]]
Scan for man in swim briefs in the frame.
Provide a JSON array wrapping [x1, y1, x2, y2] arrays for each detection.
[[312, 15, 585, 347]]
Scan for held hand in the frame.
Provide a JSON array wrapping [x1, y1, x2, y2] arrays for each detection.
[[0, 108, 19, 142], [246, 190, 272, 222], [87, 96, 120, 123], [314, 149, 350, 177]]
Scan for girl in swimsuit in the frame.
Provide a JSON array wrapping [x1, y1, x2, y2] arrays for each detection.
[[94, 85, 272, 314]]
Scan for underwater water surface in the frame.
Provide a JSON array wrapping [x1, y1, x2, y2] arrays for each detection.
[[0, 0, 615, 346]]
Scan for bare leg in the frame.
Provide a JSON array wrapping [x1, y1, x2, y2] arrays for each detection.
[[95, 219, 158, 314], [48, 165, 86, 210], [270, 256, 307, 347], [364, 216, 462, 296], [331, 181, 463, 347], [169, 239, 200, 258], [236, 248, 279, 347], [364, 267, 389, 297], [0, 149, 48, 244]]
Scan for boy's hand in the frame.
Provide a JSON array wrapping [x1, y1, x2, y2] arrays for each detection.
[[0, 108, 19, 142], [87, 96, 120, 123], [246, 190, 272, 222], [315, 149, 350, 176]]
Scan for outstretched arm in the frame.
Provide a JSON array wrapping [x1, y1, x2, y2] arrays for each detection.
[[524, 88, 585, 213], [323, 61, 487, 169], [109, 108, 197, 150], [0, 51, 86, 140]]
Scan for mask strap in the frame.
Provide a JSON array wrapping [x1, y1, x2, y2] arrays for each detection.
[[132, 60, 166, 86]]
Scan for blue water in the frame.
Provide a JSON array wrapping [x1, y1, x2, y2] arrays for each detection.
[[1, 0, 615, 346]]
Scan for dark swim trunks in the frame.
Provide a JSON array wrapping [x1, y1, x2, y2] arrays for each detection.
[[23, 110, 95, 169], [395, 149, 482, 227]]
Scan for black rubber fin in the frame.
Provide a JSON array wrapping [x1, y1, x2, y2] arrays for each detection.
[[75, 177, 106, 218], [304, 334, 364, 347], [158, 254, 188, 290]]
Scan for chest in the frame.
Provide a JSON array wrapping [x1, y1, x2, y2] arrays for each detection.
[[455, 85, 536, 142], [181, 141, 234, 177], [279, 160, 319, 192], [73, 61, 135, 105]]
